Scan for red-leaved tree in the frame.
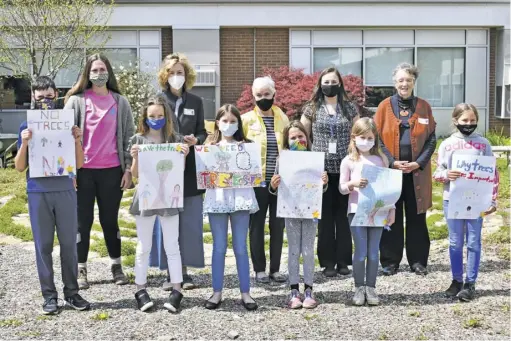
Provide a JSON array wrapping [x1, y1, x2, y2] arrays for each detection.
[[236, 66, 368, 118]]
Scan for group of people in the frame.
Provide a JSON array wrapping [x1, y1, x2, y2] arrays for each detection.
[[14, 52, 499, 316]]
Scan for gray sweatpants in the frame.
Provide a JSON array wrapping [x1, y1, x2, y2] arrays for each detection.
[[28, 190, 79, 300], [286, 218, 317, 286]]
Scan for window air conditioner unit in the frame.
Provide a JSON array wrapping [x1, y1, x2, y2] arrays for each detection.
[[195, 69, 216, 86]]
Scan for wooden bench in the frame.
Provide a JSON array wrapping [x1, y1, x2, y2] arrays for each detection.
[[492, 146, 511, 167]]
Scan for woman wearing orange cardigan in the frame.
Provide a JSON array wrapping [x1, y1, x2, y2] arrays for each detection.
[[374, 63, 437, 276]]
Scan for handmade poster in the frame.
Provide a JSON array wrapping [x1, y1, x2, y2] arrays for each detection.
[[276, 150, 325, 219], [352, 164, 402, 227], [194, 143, 263, 189], [27, 109, 76, 178], [447, 154, 496, 219], [138, 143, 185, 210]]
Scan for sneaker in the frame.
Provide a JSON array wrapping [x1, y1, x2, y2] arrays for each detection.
[[411, 263, 428, 276], [164, 290, 183, 313], [42, 298, 59, 315], [162, 280, 173, 292], [365, 287, 380, 306], [352, 286, 366, 306], [337, 264, 351, 276], [269, 272, 287, 283], [255, 272, 270, 283], [302, 289, 318, 309], [322, 266, 337, 278], [135, 289, 154, 312], [458, 282, 476, 302], [77, 267, 90, 290], [445, 280, 463, 297], [111, 264, 129, 285], [288, 289, 302, 309], [182, 274, 196, 290], [65, 294, 91, 311]]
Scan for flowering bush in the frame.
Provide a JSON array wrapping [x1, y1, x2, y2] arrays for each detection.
[[236, 66, 368, 118], [113, 61, 157, 125]]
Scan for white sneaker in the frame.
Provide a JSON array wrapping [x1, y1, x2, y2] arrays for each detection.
[[366, 287, 379, 306], [352, 286, 366, 306]]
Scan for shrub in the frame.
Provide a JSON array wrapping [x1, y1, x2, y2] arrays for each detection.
[[236, 66, 368, 118]]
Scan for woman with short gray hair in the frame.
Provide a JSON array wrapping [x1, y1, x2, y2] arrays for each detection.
[[374, 62, 437, 276]]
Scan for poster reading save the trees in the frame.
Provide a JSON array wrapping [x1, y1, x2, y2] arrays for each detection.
[[27, 109, 76, 178]]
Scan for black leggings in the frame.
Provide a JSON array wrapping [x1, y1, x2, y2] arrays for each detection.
[[76, 166, 123, 263]]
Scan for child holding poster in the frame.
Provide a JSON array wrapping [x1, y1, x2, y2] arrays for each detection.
[[129, 94, 189, 312], [433, 103, 499, 302], [269, 120, 328, 309], [203, 104, 259, 311], [14, 76, 90, 314], [339, 117, 395, 306]]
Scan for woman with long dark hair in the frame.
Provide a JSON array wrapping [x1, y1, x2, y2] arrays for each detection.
[[65, 53, 135, 289], [300, 67, 359, 277]]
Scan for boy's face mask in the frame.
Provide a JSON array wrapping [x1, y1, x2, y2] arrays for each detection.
[[35, 97, 57, 110]]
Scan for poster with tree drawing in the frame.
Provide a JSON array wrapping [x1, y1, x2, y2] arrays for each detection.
[[352, 164, 402, 227], [277, 150, 325, 219], [138, 143, 185, 210], [194, 143, 263, 189], [27, 109, 76, 178], [447, 154, 496, 219]]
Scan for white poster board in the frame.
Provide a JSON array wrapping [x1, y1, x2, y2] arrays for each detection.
[[448, 154, 496, 219], [352, 164, 402, 227], [27, 109, 76, 178], [277, 150, 325, 219], [194, 143, 263, 189], [138, 143, 185, 210]]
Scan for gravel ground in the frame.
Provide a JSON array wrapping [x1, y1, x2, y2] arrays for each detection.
[[0, 234, 510, 340]]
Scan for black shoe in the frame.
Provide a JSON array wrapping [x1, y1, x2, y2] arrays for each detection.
[[164, 290, 183, 313], [322, 266, 337, 277], [241, 297, 258, 311], [65, 294, 91, 311], [337, 264, 351, 275], [458, 283, 476, 302], [411, 263, 428, 276], [445, 280, 463, 297], [182, 274, 196, 290], [42, 298, 59, 315], [204, 295, 222, 310], [382, 265, 398, 276], [135, 289, 154, 312]]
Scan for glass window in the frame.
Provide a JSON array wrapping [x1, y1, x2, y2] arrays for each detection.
[[313, 48, 362, 76], [365, 47, 414, 85], [365, 86, 396, 108], [38, 49, 84, 88], [496, 85, 511, 118], [417, 47, 465, 107], [93, 48, 138, 70]]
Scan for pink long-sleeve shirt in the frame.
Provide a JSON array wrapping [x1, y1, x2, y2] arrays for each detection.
[[339, 154, 388, 214]]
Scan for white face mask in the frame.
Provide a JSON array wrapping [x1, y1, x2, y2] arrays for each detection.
[[168, 75, 185, 90], [355, 137, 375, 152], [218, 122, 238, 137]]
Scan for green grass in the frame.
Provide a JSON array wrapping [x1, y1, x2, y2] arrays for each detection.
[[90, 236, 137, 258], [118, 219, 136, 230], [91, 311, 110, 321], [429, 224, 448, 241], [426, 213, 444, 226], [122, 254, 135, 267], [0, 318, 23, 327], [120, 228, 138, 238], [463, 317, 483, 329], [119, 200, 132, 208], [485, 225, 510, 244], [203, 223, 211, 233]]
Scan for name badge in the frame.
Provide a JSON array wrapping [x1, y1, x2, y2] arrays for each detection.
[[183, 108, 195, 116], [418, 118, 429, 125], [328, 142, 337, 154]]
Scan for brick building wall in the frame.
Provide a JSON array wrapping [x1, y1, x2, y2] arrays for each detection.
[[488, 28, 510, 136], [161, 27, 173, 59], [220, 28, 289, 106]]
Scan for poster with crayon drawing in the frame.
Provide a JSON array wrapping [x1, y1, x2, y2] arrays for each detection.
[[194, 143, 263, 189], [447, 154, 496, 219], [27, 109, 76, 178], [352, 164, 402, 227], [277, 150, 325, 219], [138, 144, 185, 210]]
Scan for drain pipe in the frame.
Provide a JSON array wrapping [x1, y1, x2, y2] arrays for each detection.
[[253, 27, 256, 79]]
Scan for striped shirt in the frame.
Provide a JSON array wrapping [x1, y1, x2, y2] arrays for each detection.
[[262, 116, 279, 182]]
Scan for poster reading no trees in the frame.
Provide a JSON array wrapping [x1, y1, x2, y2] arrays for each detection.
[[27, 109, 76, 178], [138, 143, 185, 210]]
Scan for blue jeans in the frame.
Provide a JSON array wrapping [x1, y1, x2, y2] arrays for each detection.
[[209, 211, 251, 293], [444, 200, 483, 284]]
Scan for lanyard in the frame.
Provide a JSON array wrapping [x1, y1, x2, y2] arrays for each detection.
[[324, 103, 341, 140]]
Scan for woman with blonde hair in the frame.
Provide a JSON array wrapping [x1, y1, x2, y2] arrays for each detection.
[[155, 52, 207, 290]]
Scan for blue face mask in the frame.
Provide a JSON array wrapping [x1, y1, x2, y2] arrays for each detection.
[[146, 118, 166, 130]]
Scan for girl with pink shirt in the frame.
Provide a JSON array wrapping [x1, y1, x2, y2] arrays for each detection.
[[339, 117, 396, 306], [64, 54, 135, 289]]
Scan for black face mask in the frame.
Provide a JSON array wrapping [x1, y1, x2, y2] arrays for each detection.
[[321, 84, 340, 98], [456, 124, 477, 136], [256, 97, 274, 112], [35, 98, 56, 110]]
